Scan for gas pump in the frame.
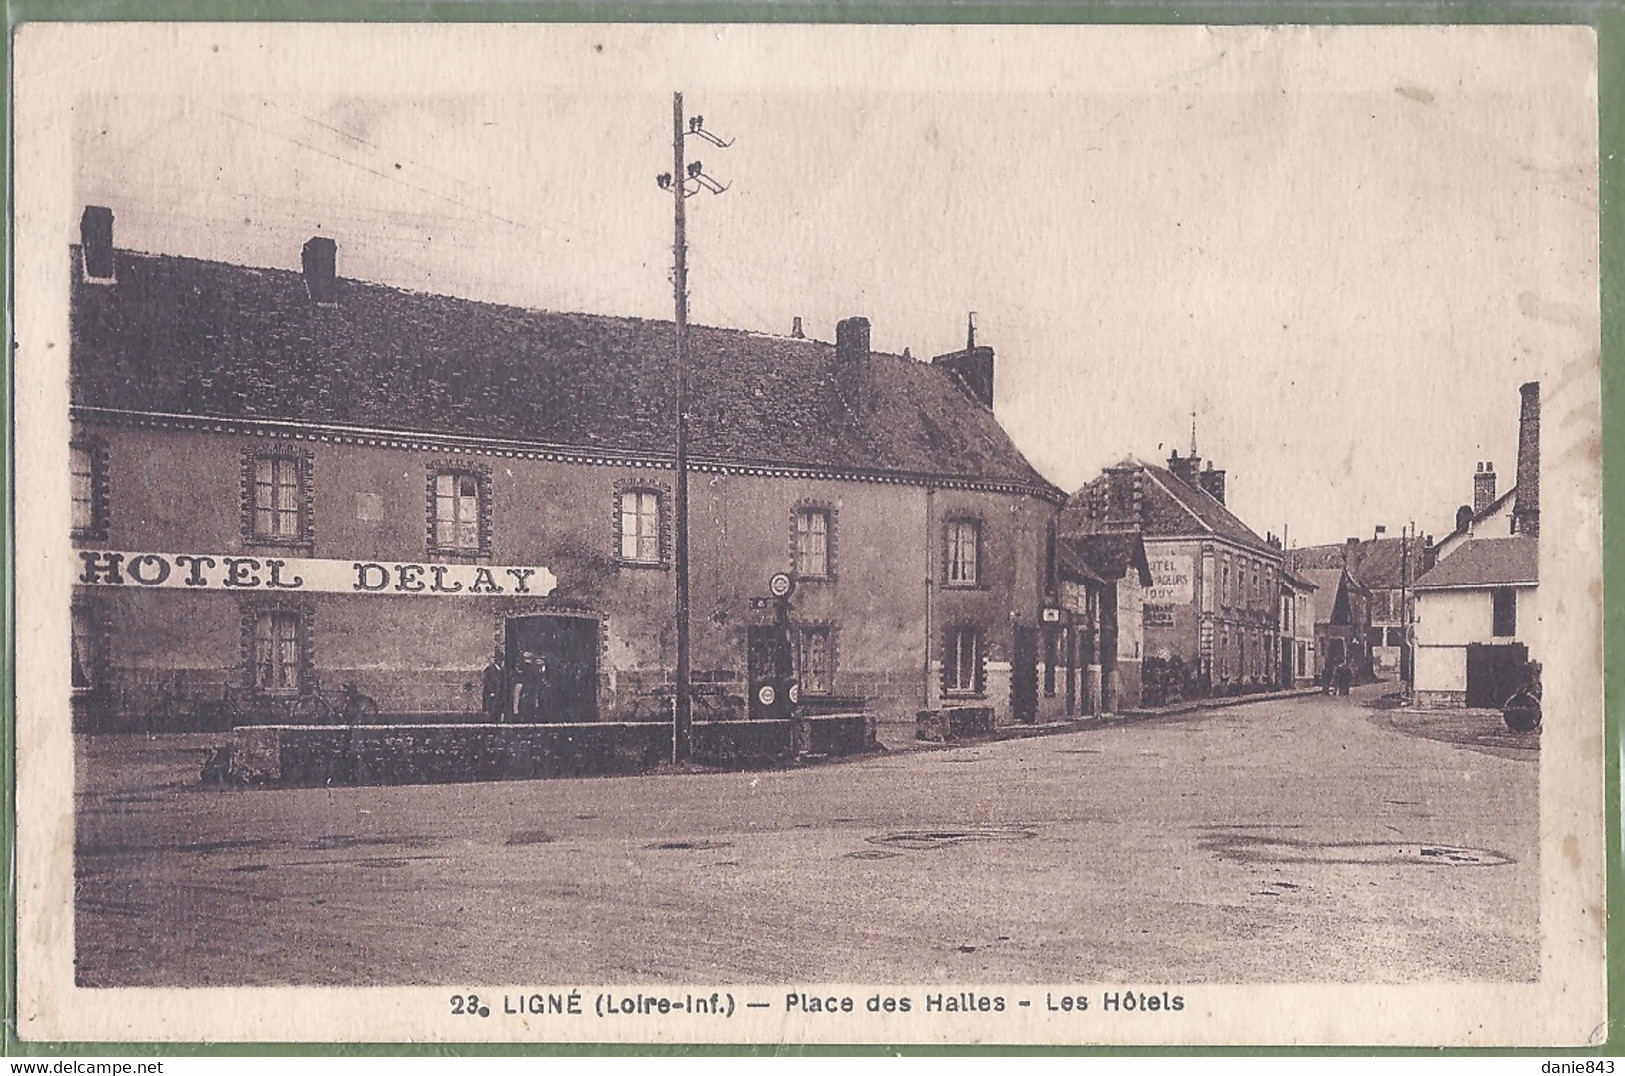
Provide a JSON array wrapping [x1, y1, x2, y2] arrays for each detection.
[[750, 572, 798, 723]]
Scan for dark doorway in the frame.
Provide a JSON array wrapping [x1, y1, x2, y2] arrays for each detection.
[[1465, 642, 1528, 709], [1012, 626, 1038, 724], [505, 615, 598, 724], [747, 624, 792, 721]]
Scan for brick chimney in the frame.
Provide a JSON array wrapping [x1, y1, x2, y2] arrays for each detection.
[[1473, 461, 1497, 515], [1344, 537, 1360, 566], [791, 316, 804, 339], [302, 236, 339, 304], [1198, 460, 1227, 505], [80, 205, 115, 282], [1102, 463, 1144, 530], [1167, 449, 1201, 486], [931, 345, 995, 409], [834, 316, 871, 416], [1512, 381, 1540, 537]]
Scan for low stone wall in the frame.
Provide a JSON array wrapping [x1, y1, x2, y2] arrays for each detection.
[[227, 713, 876, 787], [915, 705, 996, 743], [1413, 689, 1467, 710]]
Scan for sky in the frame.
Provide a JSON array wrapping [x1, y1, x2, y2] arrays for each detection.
[[52, 22, 1601, 547]]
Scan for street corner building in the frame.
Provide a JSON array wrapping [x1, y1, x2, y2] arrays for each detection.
[[1409, 382, 1542, 710], [65, 207, 1072, 738], [1059, 448, 1285, 706]]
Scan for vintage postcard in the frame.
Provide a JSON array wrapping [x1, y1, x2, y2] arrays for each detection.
[[10, 21, 1606, 1047]]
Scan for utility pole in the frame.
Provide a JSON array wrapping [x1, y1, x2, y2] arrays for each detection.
[[657, 93, 730, 763]]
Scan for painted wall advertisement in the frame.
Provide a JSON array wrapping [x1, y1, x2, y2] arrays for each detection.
[[1144, 554, 1193, 605]]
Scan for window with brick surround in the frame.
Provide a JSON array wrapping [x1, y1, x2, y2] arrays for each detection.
[[241, 446, 314, 546], [252, 610, 304, 694], [794, 507, 832, 579], [427, 463, 492, 559]]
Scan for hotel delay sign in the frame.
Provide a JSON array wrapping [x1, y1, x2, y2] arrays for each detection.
[[75, 550, 558, 597]]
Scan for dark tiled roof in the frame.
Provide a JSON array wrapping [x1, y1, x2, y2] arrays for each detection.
[[1060, 456, 1277, 555], [1414, 536, 1538, 590], [1296, 567, 1366, 626], [70, 249, 1059, 496], [1286, 537, 1415, 590], [1281, 565, 1319, 591], [1060, 533, 1152, 586]]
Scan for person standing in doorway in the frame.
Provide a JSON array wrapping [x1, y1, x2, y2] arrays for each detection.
[[482, 649, 506, 722]]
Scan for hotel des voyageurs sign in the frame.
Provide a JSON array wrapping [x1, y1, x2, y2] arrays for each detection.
[[73, 550, 558, 597]]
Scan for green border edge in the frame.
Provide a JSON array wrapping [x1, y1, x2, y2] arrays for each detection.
[[2, 0, 1619, 1060]]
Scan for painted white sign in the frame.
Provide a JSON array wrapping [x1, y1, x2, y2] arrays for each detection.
[[1145, 554, 1193, 605], [73, 550, 557, 597]]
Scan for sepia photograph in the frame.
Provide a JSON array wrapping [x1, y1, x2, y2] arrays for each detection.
[[10, 20, 1607, 1047]]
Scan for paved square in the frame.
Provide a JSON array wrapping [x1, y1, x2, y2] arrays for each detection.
[[75, 686, 1537, 986]]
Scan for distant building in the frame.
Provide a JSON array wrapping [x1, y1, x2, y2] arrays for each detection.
[[1278, 566, 1319, 686], [1412, 383, 1541, 709], [68, 208, 1067, 733], [1291, 567, 1371, 683], [1058, 533, 1152, 711], [1285, 532, 1432, 679], [1061, 449, 1282, 697]]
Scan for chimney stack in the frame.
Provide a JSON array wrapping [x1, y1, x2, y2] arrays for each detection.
[[302, 236, 339, 304], [791, 316, 804, 339], [1102, 463, 1144, 531], [834, 316, 872, 416], [1167, 448, 1201, 486], [1473, 461, 1497, 515], [1197, 460, 1227, 505], [931, 342, 996, 409], [80, 205, 115, 282], [1512, 381, 1540, 537]]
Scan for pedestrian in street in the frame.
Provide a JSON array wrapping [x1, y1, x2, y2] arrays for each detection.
[[1322, 659, 1335, 695], [1335, 659, 1352, 697], [482, 649, 506, 722]]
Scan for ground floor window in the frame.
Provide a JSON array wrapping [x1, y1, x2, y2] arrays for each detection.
[[796, 625, 833, 695], [253, 610, 304, 693], [71, 604, 102, 693], [944, 627, 984, 696]]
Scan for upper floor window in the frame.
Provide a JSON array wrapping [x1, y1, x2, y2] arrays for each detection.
[[242, 447, 313, 546], [794, 508, 831, 579], [71, 444, 96, 534], [70, 439, 109, 539], [619, 489, 662, 565], [945, 519, 981, 587], [1492, 588, 1517, 637], [253, 456, 302, 540], [427, 464, 491, 558]]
